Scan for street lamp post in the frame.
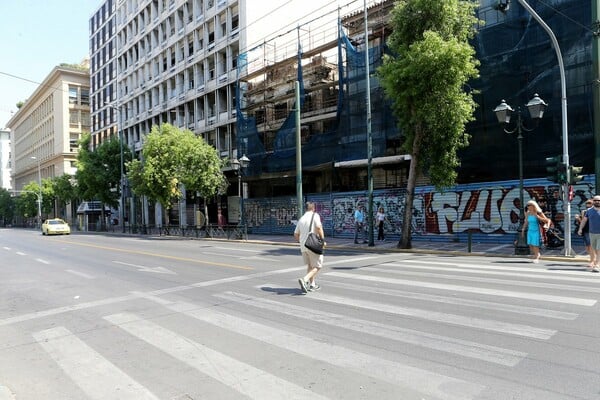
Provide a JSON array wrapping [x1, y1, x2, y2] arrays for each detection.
[[231, 155, 250, 228], [105, 102, 127, 233], [494, 94, 547, 255], [30, 156, 42, 228]]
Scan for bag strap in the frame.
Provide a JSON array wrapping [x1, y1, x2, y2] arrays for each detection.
[[308, 212, 315, 232]]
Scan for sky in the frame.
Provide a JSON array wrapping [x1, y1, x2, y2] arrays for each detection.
[[0, 0, 99, 128], [0, 0, 364, 129]]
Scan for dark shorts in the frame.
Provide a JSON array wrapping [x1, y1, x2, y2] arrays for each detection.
[[582, 232, 591, 247]]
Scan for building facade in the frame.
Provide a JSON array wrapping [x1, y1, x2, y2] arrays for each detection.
[[90, 0, 118, 148], [90, 0, 245, 225], [6, 65, 90, 194], [0, 128, 11, 190]]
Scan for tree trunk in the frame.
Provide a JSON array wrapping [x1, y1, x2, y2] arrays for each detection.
[[100, 202, 106, 231], [398, 125, 423, 249]]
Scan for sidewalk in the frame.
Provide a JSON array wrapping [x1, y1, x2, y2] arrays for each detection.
[[239, 233, 589, 263], [82, 227, 589, 264]]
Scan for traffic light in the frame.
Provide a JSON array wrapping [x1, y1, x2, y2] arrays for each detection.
[[568, 165, 584, 184], [545, 156, 561, 183], [557, 162, 567, 184]]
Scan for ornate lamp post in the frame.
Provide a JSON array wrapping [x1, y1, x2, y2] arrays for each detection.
[[231, 155, 250, 226], [493, 93, 547, 255]]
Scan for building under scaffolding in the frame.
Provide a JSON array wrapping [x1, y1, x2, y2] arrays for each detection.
[[235, 0, 411, 198], [234, 0, 596, 199]]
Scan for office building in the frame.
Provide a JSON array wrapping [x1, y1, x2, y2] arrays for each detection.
[[0, 128, 11, 190], [7, 64, 90, 193]]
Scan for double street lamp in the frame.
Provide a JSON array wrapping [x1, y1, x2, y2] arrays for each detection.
[[493, 93, 547, 255], [231, 155, 250, 226]]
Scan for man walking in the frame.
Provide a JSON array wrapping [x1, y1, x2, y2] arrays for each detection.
[[294, 202, 325, 293], [577, 195, 600, 272], [354, 204, 367, 244]]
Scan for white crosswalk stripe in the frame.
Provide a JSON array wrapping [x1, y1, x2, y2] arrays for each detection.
[[326, 271, 597, 305], [220, 290, 528, 366], [149, 299, 486, 400], [295, 291, 556, 339], [318, 280, 579, 320], [32, 327, 159, 400], [103, 313, 328, 400], [385, 261, 600, 284]]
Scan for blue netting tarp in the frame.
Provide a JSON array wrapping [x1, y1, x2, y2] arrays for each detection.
[[236, 21, 400, 176]]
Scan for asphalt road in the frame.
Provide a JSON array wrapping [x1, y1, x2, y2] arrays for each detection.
[[0, 228, 599, 400]]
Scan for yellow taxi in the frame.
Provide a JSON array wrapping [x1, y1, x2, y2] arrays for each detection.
[[41, 218, 71, 235]]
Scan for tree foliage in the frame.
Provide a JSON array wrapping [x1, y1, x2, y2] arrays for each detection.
[[0, 188, 15, 224], [15, 180, 53, 220], [127, 123, 228, 218], [378, 0, 480, 248], [52, 174, 77, 206], [76, 132, 131, 209]]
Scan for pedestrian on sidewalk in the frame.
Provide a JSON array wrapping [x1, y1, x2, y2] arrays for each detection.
[[376, 206, 388, 241], [521, 200, 550, 263], [294, 202, 326, 293], [575, 199, 595, 269], [577, 195, 600, 272], [353, 204, 367, 244]]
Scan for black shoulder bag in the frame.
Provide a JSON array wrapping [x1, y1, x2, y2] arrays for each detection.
[[304, 212, 324, 254]]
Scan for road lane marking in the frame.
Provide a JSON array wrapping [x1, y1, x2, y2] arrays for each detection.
[[307, 292, 556, 340], [16, 252, 26, 256], [222, 290, 527, 366], [104, 313, 328, 400], [60, 239, 252, 270], [327, 271, 597, 306], [319, 280, 578, 320], [65, 270, 95, 279], [365, 266, 600, 294], [385, 262, 600, 284], [202, 251, 278, 262], [35, 258, 50, 264], [149, 299, 485, 400], [33, 326, 159, 400], [407, 260, 596, 276], [113, 261, 176, 274], [214, 246, 262, 253]]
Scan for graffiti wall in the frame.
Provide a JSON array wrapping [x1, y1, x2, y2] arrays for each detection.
[[244, 177, 595, 242]]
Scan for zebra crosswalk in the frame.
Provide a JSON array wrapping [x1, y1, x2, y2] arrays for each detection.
[[11, 257, 600, 399]]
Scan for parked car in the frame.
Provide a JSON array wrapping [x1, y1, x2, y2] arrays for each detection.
[[41, 218, 71, 235]]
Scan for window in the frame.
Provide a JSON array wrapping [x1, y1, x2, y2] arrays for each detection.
[[69, 110, 80, 125], [81, 89, 90, 105], [69, 86, 78, 104]]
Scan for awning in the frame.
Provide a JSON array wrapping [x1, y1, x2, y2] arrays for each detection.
[[334, 154, 411, 168]]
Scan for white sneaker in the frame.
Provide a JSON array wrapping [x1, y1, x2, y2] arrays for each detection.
[[592, 267, 599, 273], [533, 259, 539, 264]]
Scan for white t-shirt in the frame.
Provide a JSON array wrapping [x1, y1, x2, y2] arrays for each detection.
[[294, 211, 322, 252]]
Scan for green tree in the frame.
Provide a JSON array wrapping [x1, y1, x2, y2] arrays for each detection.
[[0, 188, 15, 225], [15, 181, 53, 222], [76, 133, 131, 229], [127, 123, 228, 225], [52, 174, 78, 222], [378, 0, 480, 248]]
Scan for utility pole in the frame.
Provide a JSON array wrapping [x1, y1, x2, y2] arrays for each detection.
[[593, 0, 600, 191]]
